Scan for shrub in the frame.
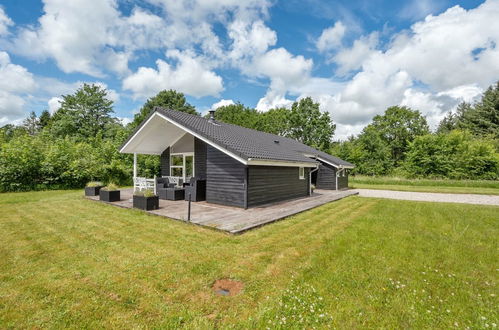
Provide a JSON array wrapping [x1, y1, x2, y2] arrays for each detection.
[[86, 181, 103, 187], [134, 189, 156, 197], [102, 183, 119, 191], [404, 130, 499, 180]]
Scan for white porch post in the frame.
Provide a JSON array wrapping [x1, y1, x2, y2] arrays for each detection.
[[133, 153, 137, 192]]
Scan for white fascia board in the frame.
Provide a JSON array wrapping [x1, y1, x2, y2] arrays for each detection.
[[247, 158, 317, 167], [120, 112, 162, 153], [154, 112, 248, 165], [316, 157, 340, 168]]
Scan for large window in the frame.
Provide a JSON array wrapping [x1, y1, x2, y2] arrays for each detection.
[[170, 153, 194, 180]]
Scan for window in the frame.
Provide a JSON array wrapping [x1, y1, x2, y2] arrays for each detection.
[[170, 153, 194, 181], [299, 167, 305, 180]]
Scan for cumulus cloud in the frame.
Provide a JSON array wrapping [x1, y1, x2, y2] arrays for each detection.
[[123, 50, 223, 99], [0, 51, 36, 124], [211, 99, 235, 110], [316, 21, 346, 52], [47, 97, 62, 114], [308, 0, 499, 139], [0, 7, 13, 36]]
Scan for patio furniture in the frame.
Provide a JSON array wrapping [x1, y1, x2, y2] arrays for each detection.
[[100, 189, 120, 202], [184, 177, 206, 202], [161, 187, 185, 201]]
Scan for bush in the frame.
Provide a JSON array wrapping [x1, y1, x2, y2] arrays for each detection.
[[134, 189, 156, 197], [86, 181, 103, 187], [102, 183, 119, 191], [404, 131, 499, 180]]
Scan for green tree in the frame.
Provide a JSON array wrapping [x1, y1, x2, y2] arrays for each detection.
[[404, 130, 499, 179], [22, 111, 40, 135], [213, 103, 260, 129], [38, 110, 52, 129], [465, 82, 499, 139], [288, 97, 335, 152], [260, 107, 290, 136], [130, 90, 197, 130], [367, 106, 429, 165], [50, 83, 117, 139]]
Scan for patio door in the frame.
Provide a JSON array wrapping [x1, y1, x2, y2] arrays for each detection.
[[170, 153, 194, 183]]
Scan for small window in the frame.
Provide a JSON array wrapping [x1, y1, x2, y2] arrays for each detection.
[[299, 167, 305, 180]]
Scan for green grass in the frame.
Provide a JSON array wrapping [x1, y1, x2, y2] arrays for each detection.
[[0, 190, 498, 328], [350, 176, 499, 195]]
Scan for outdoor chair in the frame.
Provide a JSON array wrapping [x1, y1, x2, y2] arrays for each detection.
[[184, 177, 206, 202]]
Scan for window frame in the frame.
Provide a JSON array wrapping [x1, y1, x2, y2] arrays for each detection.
[[170, 152, 195, 182], [298, 167, 305, 180]]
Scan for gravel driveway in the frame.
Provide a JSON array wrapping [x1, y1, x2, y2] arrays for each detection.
[[354, 189, 499, 206]]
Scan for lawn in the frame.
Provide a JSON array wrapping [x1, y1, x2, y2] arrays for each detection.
[[0, 190, 497, 328], [350, 176, 499, 195]]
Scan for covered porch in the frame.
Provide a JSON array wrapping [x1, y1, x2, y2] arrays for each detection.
[[121, 111, 202, 197], [87, 188, 358, 234]]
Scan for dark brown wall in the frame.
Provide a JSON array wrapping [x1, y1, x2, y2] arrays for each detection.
[[337, 172, 349, 189], [206, 145, 247, 208], [160, 147, 170, 177], [247, 166, 310, 207], [316, 163, 336, 190], [194, 138, 207, 179]]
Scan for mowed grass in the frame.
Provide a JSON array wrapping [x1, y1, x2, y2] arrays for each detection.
[[0, 190, 497, 328], [350, 176, 499, 195]]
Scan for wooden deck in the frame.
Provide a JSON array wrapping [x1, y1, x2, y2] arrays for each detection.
[[87, 188, 358, 234]]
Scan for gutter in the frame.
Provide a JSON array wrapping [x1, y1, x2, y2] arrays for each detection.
[[309, 165, 319, 196]]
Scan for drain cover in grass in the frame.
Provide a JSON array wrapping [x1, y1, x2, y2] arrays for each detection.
[[212, 279, 243, 296]]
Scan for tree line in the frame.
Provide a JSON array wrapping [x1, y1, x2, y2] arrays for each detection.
[[0, 82, 497, 192]]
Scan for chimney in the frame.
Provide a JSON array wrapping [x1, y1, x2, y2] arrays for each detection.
[[208, 110, 216, 122]]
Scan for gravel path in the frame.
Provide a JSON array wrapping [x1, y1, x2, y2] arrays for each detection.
[[355, 189, 499, 206]]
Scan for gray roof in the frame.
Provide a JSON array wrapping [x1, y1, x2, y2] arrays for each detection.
[[128, 107, 354, 167]]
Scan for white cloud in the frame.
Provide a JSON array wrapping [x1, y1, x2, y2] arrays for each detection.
[[316, 21, 345, 52], [123, 50, 224, 99], [334, 32, 379, 75], [117, 116, 132, 126], [47, 97, 62, 114], [437, 84, 483, 103], [0, 52, 36, 124], [304, 0, 499, 138], [211, 99, 235, 110], [0, 7, 13, 36]]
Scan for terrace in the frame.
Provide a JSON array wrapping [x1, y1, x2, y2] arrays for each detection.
[[86, 188, 357, 234]]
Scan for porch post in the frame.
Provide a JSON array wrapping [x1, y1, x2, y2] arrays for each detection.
[[133, 153, 137, 192]]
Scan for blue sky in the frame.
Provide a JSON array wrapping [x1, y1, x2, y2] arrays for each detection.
[[0, 0, 498, 138]]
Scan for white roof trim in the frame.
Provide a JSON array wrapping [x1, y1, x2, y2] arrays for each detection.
[[315, 156, 354, 169], [121, 112, 248, 165], [248, 158, 317, 168]]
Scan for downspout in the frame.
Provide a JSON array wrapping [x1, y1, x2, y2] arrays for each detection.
[[133, 153, 137, 192], [309, 165, 319, 196]]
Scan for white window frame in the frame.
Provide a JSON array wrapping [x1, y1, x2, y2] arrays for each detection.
[[299, 167, 305, 180], [170, 152, 195, 182]]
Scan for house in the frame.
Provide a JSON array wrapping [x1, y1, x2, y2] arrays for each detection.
[[120, 107, 354, 208]]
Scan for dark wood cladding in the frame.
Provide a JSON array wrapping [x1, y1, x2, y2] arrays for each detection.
[[194, 138, 207, 179], [160, 147, 170, 177], [337, 173, 348, 189], [206, 145, 246, 208], [316, 163, 336, 190], [247, 166, 309, 207]]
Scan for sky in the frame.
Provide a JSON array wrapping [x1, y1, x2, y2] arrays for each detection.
[[0, 0, 498, 139]]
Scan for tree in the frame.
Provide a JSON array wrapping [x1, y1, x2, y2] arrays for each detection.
[[129, 90, 197, 129], [367, 106, 429, 165], [404, 130, 498, 179], [22, 111, 40, 135], [260, 107, 290, 136], [288, 97, 336, 152], [438, 102, 472, 133], [212, 103, 260, 129], [50, 84, 117, 139], [38, 110, 52, 129], [465, 82, 499, 139]]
